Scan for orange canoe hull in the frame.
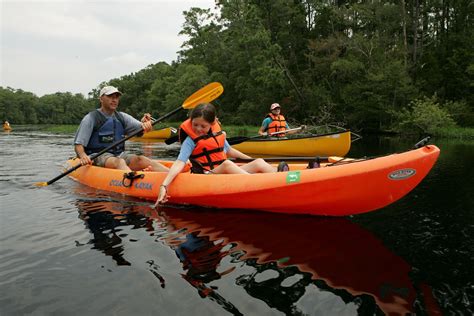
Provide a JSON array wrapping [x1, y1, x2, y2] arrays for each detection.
[[66, 145, 440, 216]]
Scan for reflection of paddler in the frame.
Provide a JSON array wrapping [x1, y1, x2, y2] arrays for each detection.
[[161, 208, 441, 315], [174, 232, 234, 282], [3, 120, 12, 131], [75, 200, 154, 266]]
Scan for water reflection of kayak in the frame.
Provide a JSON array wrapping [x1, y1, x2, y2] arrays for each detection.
[[161, 207, 423, 315], [73, 193, 439, 315]]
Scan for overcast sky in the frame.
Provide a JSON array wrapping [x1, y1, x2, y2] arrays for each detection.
[[1, 0, 216, 97]]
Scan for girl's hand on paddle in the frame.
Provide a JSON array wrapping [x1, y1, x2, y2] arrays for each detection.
[[154, 185, 169, 207]]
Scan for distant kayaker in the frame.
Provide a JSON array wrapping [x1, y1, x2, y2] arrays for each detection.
[[74, 85, 168, 172], [258, 103, 305, 137], [155, 103, 280, 206], [3, 120, 11, 130]]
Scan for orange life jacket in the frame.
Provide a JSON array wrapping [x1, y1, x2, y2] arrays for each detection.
[[265, 113, 287, 136], [179, 119, 227, 171]]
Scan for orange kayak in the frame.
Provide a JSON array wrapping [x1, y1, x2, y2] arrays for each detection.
[[66, 145, 440, 216]]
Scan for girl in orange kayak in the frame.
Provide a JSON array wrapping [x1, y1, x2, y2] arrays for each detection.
[[155, 103, 276, 206]]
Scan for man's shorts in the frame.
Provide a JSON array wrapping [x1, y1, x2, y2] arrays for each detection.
[[93, 151, 137, 167]]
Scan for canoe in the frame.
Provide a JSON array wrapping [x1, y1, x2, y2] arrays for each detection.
[[231, 130, 351, 157], [131, 127, 176, 140], [65, 144, 440, 216]]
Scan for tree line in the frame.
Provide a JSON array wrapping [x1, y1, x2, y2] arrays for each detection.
[[1, 0, 472, 133]]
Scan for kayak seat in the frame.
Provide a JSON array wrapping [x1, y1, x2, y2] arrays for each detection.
[[277, 161, 289, 172]]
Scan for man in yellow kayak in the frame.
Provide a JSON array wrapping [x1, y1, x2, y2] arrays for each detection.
[[258, 103, 305, 137], [74, 86, 168, 172]]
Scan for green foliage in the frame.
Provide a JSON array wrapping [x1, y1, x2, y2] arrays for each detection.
[[395, 96, 457, 134], [443, 100, 474, 127], [432, 126, 474, 139], [1, 0, 473, 134]]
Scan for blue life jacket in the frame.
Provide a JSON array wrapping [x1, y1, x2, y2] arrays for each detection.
[[85, 110, 126, 155]]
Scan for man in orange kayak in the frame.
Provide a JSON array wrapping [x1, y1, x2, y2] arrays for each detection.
[[258, 103, 305, 137], [74, 86, 168, 172]]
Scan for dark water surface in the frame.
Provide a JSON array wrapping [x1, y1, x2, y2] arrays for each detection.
[[1, 128, 473, 315]]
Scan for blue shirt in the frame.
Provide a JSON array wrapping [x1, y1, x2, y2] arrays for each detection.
[[177, 136, 231, 162]]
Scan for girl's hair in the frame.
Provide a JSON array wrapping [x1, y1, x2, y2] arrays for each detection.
[[190, 103, 216, 123]]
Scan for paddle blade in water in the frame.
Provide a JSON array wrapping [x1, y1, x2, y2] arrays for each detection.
[[34, 182, 48, 187], [182, 82, 224, 109]]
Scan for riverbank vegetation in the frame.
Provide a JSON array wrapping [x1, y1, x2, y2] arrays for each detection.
[[2, 1, 472, 138]]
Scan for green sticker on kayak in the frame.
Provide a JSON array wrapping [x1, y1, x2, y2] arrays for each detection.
[[286, 171, 301, 184]]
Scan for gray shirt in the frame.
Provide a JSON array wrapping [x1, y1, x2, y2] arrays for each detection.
[[74, 109, 142, 146]]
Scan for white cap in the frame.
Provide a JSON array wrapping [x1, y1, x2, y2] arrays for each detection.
[[99, 86, 122, 97], [270, 103, 281, 110]]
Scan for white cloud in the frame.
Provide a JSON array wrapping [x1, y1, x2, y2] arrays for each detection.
[[0, 0, 216, 96]]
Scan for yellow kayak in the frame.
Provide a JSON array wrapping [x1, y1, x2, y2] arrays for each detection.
[[232, 130, 351, 157], [131, 127, 176, 140]]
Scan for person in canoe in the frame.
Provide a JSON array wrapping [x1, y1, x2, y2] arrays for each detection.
[[3, 120, 11, 131], [155, 103, 280, 206], [74, 85, 169, 172], [258, 103, 305, 137]]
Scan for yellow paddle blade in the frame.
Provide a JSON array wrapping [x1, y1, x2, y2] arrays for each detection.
[[182, 82, 224, 110], [34, 182, 48, 187]]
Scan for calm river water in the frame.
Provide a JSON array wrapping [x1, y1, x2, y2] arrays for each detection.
[[0, 127, 472, 315]]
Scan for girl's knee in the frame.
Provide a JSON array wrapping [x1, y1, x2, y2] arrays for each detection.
[[221, 160, 234, 167], [220, 160, 235, 170]]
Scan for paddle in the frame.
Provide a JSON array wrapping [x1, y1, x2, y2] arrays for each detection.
[[165, 126, 304, 145], [231, 156, 361, 165], [35, 82, 224, 187], [230, 156, 329, 162], [227, 127, 304, 145]]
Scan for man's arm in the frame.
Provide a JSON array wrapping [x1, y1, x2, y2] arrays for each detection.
[[75, 144, 92, 166], [120, 112, 153, 135], [258, 118, 271, 135], [73, 113, 95, 165]]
